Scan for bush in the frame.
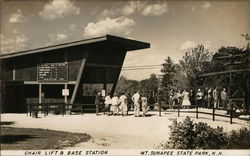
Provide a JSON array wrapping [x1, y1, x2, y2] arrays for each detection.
[[161, 117, 250, 149], [227, 127, 250, 149]]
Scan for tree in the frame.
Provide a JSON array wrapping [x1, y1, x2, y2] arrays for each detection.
[[179, 44, 212, 90], [159, 56, 178, 103], [173, 65, 188, 91], [115, 75, 139, 95], [139, 73, 159, 97]]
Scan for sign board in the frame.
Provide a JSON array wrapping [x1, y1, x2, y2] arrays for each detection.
[[101, 90, 106, 97], [62, 89, 69, 96], [38, 63, 68, 81]]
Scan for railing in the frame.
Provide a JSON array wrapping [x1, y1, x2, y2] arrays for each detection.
[[27, 103, 235, 124], [27, 103, 95, 117], [157, 104, 234, 124]]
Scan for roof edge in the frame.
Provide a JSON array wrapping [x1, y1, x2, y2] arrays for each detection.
[[0, 35, 150, 59]]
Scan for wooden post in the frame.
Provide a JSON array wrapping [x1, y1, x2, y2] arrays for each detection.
[[64, 84, 68, 104], [0, 60, 4, 113], [39, 83, 42, 104], [29, 105, 32, 116], [230, 107, 233, 124], [178, 104, 180, 117], [36, 83, 42, 116], [96, 102, 99, 116], [196, 104, 198, 119], [61, 103, 64, 116], [212, 107, 215, 121], [103, 69, 107, 92], [159, 102, 162, 117], [12, 63, 16, 80], [46, 104, 48, 116]]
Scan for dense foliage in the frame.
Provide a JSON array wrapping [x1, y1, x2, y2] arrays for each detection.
[[179, 44, 212, 90], [116, 74, 159, 97], [159, 117, 250, 149]]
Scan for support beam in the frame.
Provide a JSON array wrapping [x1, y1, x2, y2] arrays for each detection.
[[199, 69, 250, 77], [70, 50, 89, 104], [24, 81, 76, 85], [0, 60, 5, 113], [111, 51, 126, 97], [103, 69, 107, 92], [64, 84, 68, 104], [13, 63, 16, 80], [39, 83, 42, 104]]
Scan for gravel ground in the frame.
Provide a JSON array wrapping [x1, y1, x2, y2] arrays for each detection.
[[1, 109, 250, 149]]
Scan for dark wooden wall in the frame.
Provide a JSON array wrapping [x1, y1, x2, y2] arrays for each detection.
[[1, 42, 128, 112]]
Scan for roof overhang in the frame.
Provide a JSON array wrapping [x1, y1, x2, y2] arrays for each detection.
[[0, 35, 150, 59]]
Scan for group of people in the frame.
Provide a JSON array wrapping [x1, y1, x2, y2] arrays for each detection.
[[95, 87, 230, 116], [95, 90, 149, 117], [168, 87, 230, 110]]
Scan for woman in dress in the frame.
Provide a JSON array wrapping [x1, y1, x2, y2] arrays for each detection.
[[111, 93, 119, 116], [182, 89, 191, 108], [141, 94, 148, 117], [104, 93, 112, 115], [119, 92, 128, 116]]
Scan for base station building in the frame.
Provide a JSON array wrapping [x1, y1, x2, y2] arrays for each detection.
[[0, 35, 150, 113]]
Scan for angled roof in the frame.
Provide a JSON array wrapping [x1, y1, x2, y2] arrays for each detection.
[[0, 35, 150, 59]]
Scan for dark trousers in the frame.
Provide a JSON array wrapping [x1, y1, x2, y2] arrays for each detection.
[[196, 99, 203, 107]]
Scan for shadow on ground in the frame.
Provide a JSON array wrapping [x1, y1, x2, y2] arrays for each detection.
[[0, 121, 15, 125], [0, 135, 37, 144]]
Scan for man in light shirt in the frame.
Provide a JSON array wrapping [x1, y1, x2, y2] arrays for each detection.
[[132, 90, 140, 117], [221, 88, 228, 109], [213, 87, 219, 109]]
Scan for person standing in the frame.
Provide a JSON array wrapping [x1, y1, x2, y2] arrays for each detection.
[[127, 93, 133, 111], [111, 93, 119, 116], [141, 94, 148, 117], [221, 88, 228, 109], [119, 92, 128, 116], [213, 87, 219, 109], [95, 92, 103, 116], [176, 90, 182, 106], [132, 90, 140, 117], [189, 90, 196, 106], [168, 89, 174, 109], [204, 87, 209, 108], [196, 89, 203, 107], [207, 88, 213, 108], [181, 89, 191, 108], [104, 93, 112, 115]]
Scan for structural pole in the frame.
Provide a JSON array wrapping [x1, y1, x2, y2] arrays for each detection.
[[196, 105, 198, 119], [103, 69, 107, 93], [64, 84, 68, 104], [111, 51, 126, 97], [70, 50, 89, 104], [39, 83, 42, 104]]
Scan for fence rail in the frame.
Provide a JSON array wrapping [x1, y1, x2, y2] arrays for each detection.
[[155, 104, 234, 124], [27, 103, 95, 117], [27, 102, 235, 124]]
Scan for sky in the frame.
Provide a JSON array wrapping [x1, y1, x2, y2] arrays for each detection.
[[1, 0, 249, 80]]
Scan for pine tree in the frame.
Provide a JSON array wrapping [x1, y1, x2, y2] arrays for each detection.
[[159, 56, 178, 103]]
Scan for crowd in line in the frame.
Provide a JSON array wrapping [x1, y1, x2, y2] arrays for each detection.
[[95, 90, 149, 117], [167, 87, 230, 110], [95, 87, 231, 117]]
